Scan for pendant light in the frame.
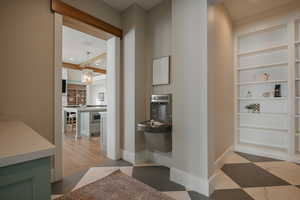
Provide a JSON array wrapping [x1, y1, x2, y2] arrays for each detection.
[[81, 51, 93, 85]]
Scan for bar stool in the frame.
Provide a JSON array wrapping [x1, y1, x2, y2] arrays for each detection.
[[68, 113, 76, 131]]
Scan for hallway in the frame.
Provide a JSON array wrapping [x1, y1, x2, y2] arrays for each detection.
[[52, 152, 300, 200]]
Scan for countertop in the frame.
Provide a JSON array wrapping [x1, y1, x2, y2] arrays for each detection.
[[0, 120, 55, 168], [64, 106, 107, 112]]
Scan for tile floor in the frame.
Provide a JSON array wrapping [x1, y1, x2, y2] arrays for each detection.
[[52, 152, 300, 200], [211, 152, 300, 200]]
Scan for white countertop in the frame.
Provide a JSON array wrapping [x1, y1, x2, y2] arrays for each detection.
[[64, 106, 107, 112], [0, 120, 55, 167]]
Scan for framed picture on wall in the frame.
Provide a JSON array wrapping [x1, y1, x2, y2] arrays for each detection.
[[152, 56, 170, 85]]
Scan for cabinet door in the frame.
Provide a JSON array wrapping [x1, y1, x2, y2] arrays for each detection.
[[0, 158, 51, 200]]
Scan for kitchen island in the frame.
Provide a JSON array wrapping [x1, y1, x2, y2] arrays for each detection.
[[0, 119, 55, 200], [63, 105, 107, 138]]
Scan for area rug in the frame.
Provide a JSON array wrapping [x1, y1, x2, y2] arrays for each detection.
[[55, 170, 176, 200]]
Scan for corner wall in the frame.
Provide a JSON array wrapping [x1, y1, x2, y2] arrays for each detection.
[[121, 4, 148, 162], [171, 0, 209, 195], [207, 3, 234, 176]]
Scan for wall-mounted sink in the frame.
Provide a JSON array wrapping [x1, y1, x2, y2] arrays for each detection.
[[137, 120, 172, 133]]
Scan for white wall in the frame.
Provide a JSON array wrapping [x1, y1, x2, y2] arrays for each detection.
[[87, 77, 107, 105], [170, 0, 209, 195], [207, 3, 234, 176]]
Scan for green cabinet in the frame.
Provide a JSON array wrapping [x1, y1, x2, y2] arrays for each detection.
[[0, 157, 51, 200]]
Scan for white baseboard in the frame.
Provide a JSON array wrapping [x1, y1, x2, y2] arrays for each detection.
[[148, 152, 173, 168], [121, 149, 135, 164], [135, 150, 150, 163], [235, 144, 288, 161], [170, 167, 210, 196]]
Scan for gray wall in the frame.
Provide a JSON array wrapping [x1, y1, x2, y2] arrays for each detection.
[[0, 0, 121, 142], [121, 5, 148, 156], [172, 0, 208, 180], [207, 3, 234, 176], [147, 0, 173, 97]]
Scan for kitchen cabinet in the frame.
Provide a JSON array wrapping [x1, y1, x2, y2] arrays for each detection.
[[0, 120, 54, 200]]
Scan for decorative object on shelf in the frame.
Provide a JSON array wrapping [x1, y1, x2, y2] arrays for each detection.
[[246, 91, 252, 98], [262, 91, 273, 98], [245, 104, 260, 113], [274, 84, 282, 97], [257, 72, 270, 81]]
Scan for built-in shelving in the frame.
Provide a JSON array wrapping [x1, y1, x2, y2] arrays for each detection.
[[237, 80, 287, 86], [235, 21, 293, 156], [238, 97, 286, 101], [238, 125, 288, 132], [237, 62, 288, 71], [238, 44, 288, 56], [237, 112, 288, 117]]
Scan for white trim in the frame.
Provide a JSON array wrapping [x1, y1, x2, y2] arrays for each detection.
[[148, 152, 173, 168], [54, 13, 63, 182], [106, 37, 121, 160], [121, 149, 135, 164], [53, 17, 121, 181], [238, 44, 288, 57], [237, 62, 288, 71], [170, 167, 210, 196], [135, 150, 150, 164], [235, 144, 288, 161]]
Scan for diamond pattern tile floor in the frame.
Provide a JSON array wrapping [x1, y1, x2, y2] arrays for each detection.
[[52, 152, 300, 200], [211, 189, 254, 200], [132, 166, 186, 191], [222, 163, 290, 188]]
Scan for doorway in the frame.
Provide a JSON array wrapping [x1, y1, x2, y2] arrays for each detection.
[[53, 12, 121, 181]]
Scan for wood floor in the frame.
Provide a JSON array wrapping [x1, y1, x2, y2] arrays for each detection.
[[63, 131, 107, 177]]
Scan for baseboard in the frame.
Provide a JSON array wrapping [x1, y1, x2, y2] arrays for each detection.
[[121, 149, 135, 164], [213, 145, 234, 173], [135, 150, 150, 163], [207, 145, 234, 194], [235, 144, 288, 161], [148, 152, 173, 168], [51, 168, 56, 183], [170, 167, 210, 196]]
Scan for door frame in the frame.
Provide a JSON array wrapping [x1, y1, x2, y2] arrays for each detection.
[[53, 7, 122, 181]]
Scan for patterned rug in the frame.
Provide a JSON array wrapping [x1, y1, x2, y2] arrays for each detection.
[[55, 170, 175, 200]]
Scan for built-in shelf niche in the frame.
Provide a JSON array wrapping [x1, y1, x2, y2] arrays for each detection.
[[235, 21, 290, 152]]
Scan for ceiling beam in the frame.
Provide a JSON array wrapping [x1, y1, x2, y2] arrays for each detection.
[[63, 16, 111, 41], [51, 0, 123, 38], [63, 62, 107, 74], [80, 53, 107, 67]]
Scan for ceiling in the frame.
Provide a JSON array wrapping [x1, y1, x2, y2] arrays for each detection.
[[223, 0, 296, 23], [63, 26, 107, 69], [103, 0, 164, 11]]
